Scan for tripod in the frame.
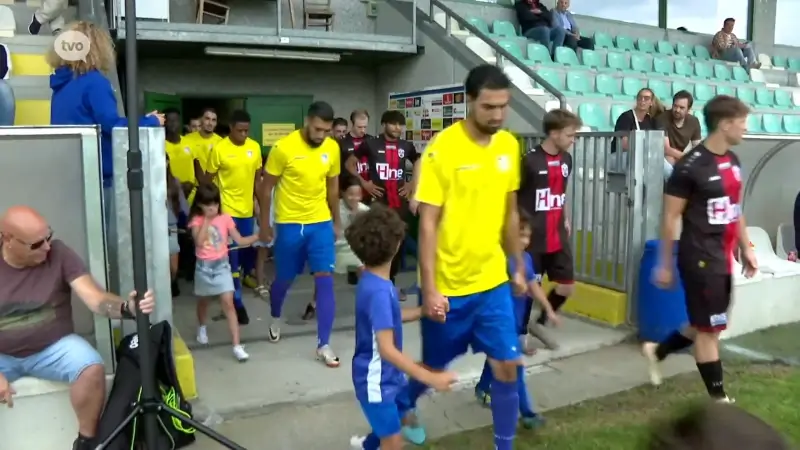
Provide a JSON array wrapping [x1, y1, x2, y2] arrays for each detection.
[[95, 0, 247, 448]]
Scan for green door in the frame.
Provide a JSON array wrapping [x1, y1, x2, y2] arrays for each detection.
[[246, 95, 312, 157], [144, 92, 182, 116]]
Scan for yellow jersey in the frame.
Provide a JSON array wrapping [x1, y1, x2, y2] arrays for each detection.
[[165, 137, 196, 186], [206, 137, 263, 218], [265, 130, 340, 224], [185, 132, 223, 172], [414, 123, 520, 297]]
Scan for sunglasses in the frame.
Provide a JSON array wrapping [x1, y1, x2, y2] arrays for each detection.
[[15, 228, 54, 250]]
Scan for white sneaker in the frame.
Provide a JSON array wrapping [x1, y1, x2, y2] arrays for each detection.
[[316, 345, 340, 368], [232, 344, 249, 362], [268, 317, 282, 343], [349, 435, 366, 449], [716, 396, 735, 404], [196, 326, 209, 345], [641, 342, 663, 386]]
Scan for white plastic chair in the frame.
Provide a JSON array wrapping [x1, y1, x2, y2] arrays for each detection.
[[757, 53, 773, 69], [749, 68, 766, 84], [776, 223, 796, 259], [543, 100, 572, 112], [465, 37, 496, 64], [433, 13, 470, 37], [747, 226, 800, 277], [503, 65, 544, 96], [792, 89, 800, 107]]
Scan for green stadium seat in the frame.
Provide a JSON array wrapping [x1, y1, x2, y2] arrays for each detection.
[[594, 32, 614, 49], [672, 80, 692, 96], [694, 62, 714, 79], [694, 83, 715, 102], [789, 58, 800, 71], [732, 66, 751, 83], [656, 41, 675, 55], [737, 87, 756, 105], [615, 35, 636, 52], [652, 57, 673, 75], [755, 88, 775, 106], [622, 77, 644, 97], [762, 114, 784, 133], [773, 55, 788, 68], [674, 58, 693, 77], [527, 43, 553, 64], [648, 79, 671, 99], [580, 49, 604, 69], [693, 45, 711, 59], [783, 115, 800, 134], [578, 103, 609, 130], [630, 53, 652, 73], [566, 71, 601, 96], [596, 73, 627, 99], [716, 85, 736, 96], [497, 40, 532, 64], [536, 68, 564, 90], [775, 90, 793, 109], [605, 52, 630, 71], [554, 46, 581, 66], [610, 104, 629, 125], [713, 64, 732, 81], [637, 38, 656, 53], [491, 20, 518, 38], [466, 17, 491, 35], [676, 42, 693, 59], [694, 111, 708, 134], [747, 114, 763, 133]]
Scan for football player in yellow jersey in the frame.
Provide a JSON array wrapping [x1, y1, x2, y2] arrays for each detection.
[[258, 101, 343, 368], [164, 109, 196, 202], [205, 110, 263, 326], [401, 66, 528, 448], [185, 108, 223, 184]]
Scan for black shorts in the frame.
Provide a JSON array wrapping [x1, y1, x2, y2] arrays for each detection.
[[529, 247, 574, 284], [678, 265, 732, 332]]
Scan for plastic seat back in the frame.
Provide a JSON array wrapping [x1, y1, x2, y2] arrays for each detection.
[[775, 90, 793, 108], [762, 114, 784, 133], [580, 49, 604, 69], [497, 40, 525, 60], [578, 103, 608, 130], [773, 55, 788, 68], [536, 68, 564, 90], [716, 85, 736, 96], [593, 32, 614, 49], [747, 114, 763, 133], [674, 58, 693, 77], [630, 53, 652, 73], [622, 77, 644, 97], [713, 64, 732, 81], [465, 37, 495, 62], [610, 104, 629, 124], [755, 88, 775, 106], [555, 46, 580, 66], [694, 62, 713, 79], [615, 35, 636, 52], [637, 38, 655, 53], [491, 20, 517, 38], [596, 74, 620, 96], [527, 43, 552, 64], [694, 111, 708, 134], [693, 45, 711, 59], [694, 83, 715, 102], [732, 66, 750, 83], [648, 79, 670, 100], [676, 42, 693, 58], [672, 80, 693, 96], [737, 87, 756, 105], [503, 65, 535, 90], [606, 52, 629, 70], [566, 71, 593, 94], [466, 17, 491, 35], [757, 53, 773, 68], [784, 115, 800, 134], [789, 58, 800, 71], [656, 41, 675, 55]]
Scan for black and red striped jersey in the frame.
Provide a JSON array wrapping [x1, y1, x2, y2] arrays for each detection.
[[338, 133, 374, 186], [355, 135, 419, 209], [519, 145, 573, 254]]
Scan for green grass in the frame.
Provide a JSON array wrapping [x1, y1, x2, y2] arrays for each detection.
[[422, 365, 800, 449], [725, 322, 800, 362]]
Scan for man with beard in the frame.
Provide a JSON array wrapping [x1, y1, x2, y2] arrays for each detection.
[[185, 108, 222, 184], [518, 109, 582, 351], [332, 117, 348, 139], [344, 110, 419, 294], [187, 117, 201, 135], [259, 101, 344, 368], [656, 90, 703, 160], [339, 110, 374, 192], [401, 65, 526, 449]]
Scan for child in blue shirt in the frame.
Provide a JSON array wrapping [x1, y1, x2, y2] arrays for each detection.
[[474, 211, 560, 429], [347, 205, 458, 450]]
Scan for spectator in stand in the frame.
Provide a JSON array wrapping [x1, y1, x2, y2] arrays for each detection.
[[28, 0, 67, 35], [552, 0, 594, 51], [711, 18, 760, 69], [0, 42, 14, 126], [656, 90, 702, 164], [613, 88, 677, 179], [515, 0, 565, 55]]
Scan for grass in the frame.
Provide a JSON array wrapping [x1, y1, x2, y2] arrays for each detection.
[[725, 322, 800, 363], [422, 364, 800, 449]]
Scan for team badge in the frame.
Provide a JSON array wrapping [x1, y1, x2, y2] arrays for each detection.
[[561, 163, 569, 178], [321, 153, 329, 164], [398, 149, 405, 158], [247, 151, 252, 158], [497, 155, 509, 172], [732, 166, 741, 181], [183, 146, 191, 154]]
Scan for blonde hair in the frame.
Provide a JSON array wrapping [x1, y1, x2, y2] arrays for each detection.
[[46, 21, 116, 75], [650, 95, 666, 117]]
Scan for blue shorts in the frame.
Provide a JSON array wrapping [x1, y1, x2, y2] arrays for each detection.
[[230, 217, 255, 245], [358, 392, 412, 438], [273, 221, 335, 281], [420, 282, 520, 369], [0, 334, 104, 384]]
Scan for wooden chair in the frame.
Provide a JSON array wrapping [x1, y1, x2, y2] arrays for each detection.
[[196, 0, 230, 24], [303, 0, 334, 31]]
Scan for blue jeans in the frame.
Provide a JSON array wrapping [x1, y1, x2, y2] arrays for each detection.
[[524, 26, 566, 52], [722, 45, 756, 67], [0, 334, 104, 384], [0, 79, 15, 125]]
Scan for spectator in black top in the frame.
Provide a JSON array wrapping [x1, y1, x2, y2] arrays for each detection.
[[332, 117, 348, 140], [515, 0, 566, 55], [613, 88, 676, 179]]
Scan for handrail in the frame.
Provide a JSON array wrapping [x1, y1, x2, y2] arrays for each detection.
[[427, 0, 567, 110]]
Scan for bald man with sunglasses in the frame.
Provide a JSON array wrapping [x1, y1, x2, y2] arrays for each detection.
[[0, 206, 156, 450]]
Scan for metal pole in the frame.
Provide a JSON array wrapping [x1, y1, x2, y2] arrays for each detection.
[[411, 0, 417, 47], [276, 0, 282, 36], [123, 1, 160, 449]]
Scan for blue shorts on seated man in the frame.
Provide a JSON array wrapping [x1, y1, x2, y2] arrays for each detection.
[[0, 334, 104, 384]]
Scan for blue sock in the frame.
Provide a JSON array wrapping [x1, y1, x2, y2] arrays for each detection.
[[228, 248, 244, 308], [362, 433, 380, 450], [314, 275, 335, 347], [517, 365, 535, 417], [490, 379, 519, 450], [476, 360, 493, 393], [406, 378, 428, 410], [269, 278, 292, 318]]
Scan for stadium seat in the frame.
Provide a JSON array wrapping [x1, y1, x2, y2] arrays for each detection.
[[762, 114, 784, 133], [605, 52, 630, 71], [674, 58, 693, 77], [749, 68, 767, 84], [732, 66, 750, 83], [785, 115, 800, 134], [773, 55, 788, 69], [747, 226, 800, 275], [491, 20, 517, 38], [615, 35, 636, 52], [776, 223, 796, 258], [610, 104, 629, 125], [648, 79, 671, 99], [596, 73, 627, 99], [466, 17, 491, 35], [527, 43, 553, 65], [775, 90, 793, 109], [789, 58, 800, 71], [713, 64, 732, 81], [747, 114, 763, 133], [672, 80, 692, 96], [554, 46, 581, 66], [433, 13, 470, 36], [737, 87, 756, 105], [716, 85, 736, 96], [652, 56, 673, 75], [622, 77, 644, 97], [594, 32, 614, 49], [630, 53, 652, 73], [503, 65, 544, 96], [497, 40, 532, 64], [566, 71, 601, 96], [536, 68, 564, 90], [465, 37, 496, 64], [675, 42, 693, 59], [693, 45, 711, 59], [694, 62, 713, 79], [694, 83, 715, 102], [694, 111, 708, 134], [578, 103, 609, 130], [580, 49, 604, 69], [656, 41, 675, 55], [755, 88, 775, 107], [637, 38, 655, 53], [757, 54, 772, 68]]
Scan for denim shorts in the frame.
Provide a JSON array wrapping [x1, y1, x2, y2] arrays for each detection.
[[168, 226, 180, 255], [194, 257, 235, 297], [0, 334, 104, 384]]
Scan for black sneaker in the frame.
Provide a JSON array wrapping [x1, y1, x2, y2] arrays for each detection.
[[235, 305, 250, 325], [347, 270, 358, 285], [171, 280, 180, 297], [28, 15, 42, 35], [301, 302, 316, 320], [72, 435, 94, 450]]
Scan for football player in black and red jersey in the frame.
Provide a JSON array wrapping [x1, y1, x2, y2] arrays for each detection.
[[518, 109, 582, 351], [645, 95, 757, 403], [338, 109, 373, 192], [345, 109, 419, 290]]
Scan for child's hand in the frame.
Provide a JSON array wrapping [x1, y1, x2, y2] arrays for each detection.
[[547, 311, 562, 327], [425, 371, 458, 392]]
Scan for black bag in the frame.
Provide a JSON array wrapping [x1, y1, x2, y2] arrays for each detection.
[[96, 321, 196, 450]]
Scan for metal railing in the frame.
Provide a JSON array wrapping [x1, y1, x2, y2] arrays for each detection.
[[428, 0, 566, 109]]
